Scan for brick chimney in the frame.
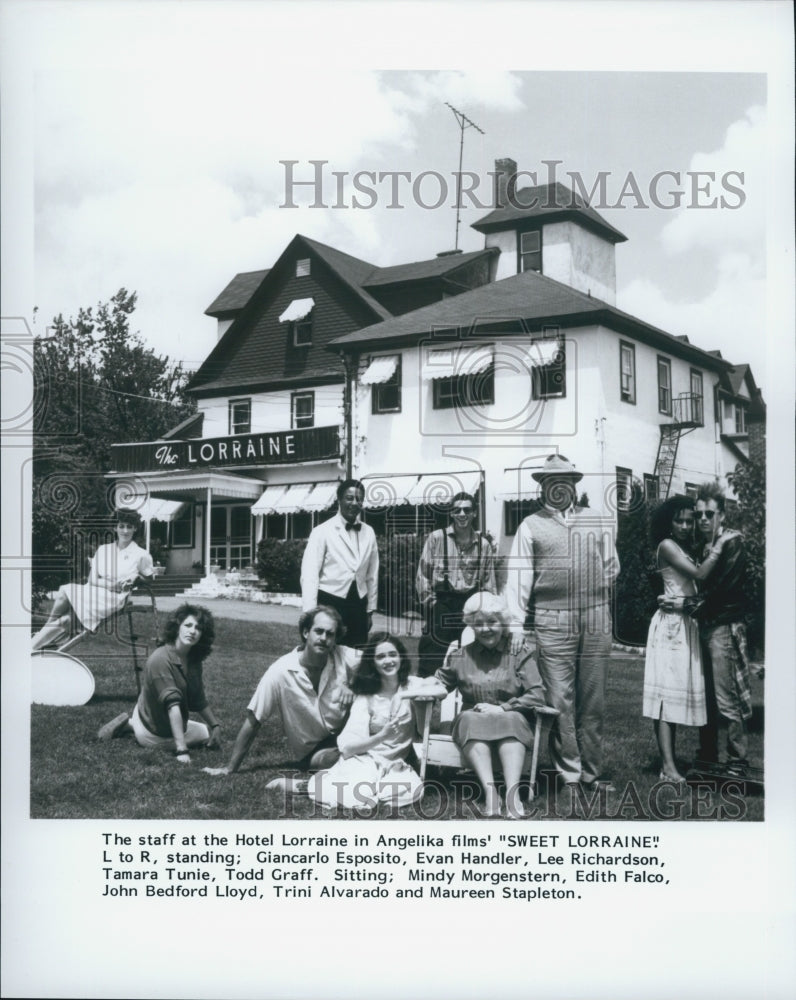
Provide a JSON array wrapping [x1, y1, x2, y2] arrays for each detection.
[[494, 157, 517, 209]]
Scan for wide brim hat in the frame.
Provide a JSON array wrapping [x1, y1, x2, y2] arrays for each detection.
[[531, 455, 583, 482]]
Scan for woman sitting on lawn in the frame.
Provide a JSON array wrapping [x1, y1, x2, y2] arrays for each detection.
[[32, 508, 154, 651], [643, 495, 737, 783], [432, 591, 547, 819], [97, 603, 223, 763], [300, 633, 425, 811]]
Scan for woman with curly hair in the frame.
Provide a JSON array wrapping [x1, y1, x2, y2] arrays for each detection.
[[303, 632, 425, 810], [97, 604, 223, 764], [643, 495, 736, 782]]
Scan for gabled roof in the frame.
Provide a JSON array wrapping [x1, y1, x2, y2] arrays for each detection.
[[716, 363, 759, 400], [328, 267, 732, 374], [205, 270, 270, 317], [298, 236, 391, 320], [472, 181, 627, 244], [361, 248, 498, 287]]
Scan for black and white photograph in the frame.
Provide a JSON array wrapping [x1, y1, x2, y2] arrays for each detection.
[[2, 2, 794, 998]]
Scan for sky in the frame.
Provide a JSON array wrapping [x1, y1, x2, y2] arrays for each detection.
[[3, 2, 792, 392]]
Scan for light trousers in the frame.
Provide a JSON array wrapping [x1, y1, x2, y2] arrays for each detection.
[[534, 604, 612, 784]]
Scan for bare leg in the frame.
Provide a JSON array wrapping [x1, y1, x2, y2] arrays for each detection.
[[497, 739, 527, 818], [654, 718, 684, 781], [32, 611, 73, 651], [461, 740, 501, 816]]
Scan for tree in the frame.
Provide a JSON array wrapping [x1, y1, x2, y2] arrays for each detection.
[[32, 289, 196, 604], [727, 458, 765, 654]]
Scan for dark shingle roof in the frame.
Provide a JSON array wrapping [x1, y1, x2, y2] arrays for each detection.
[[472, 181, 627, 244], [328, 268, 731, 373], [362, 248, 498, 287], [205, 270, 270, 317], [161, 411, 204, 440]]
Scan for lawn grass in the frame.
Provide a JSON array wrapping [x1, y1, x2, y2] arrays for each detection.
[[30, 615, 764, 821]]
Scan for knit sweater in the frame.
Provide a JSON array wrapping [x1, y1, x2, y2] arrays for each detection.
[[505, 507, 619, 620]]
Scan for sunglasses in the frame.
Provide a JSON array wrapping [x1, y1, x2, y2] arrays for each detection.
[[696, 511, 716, 520], [451, 507, 473, 515]]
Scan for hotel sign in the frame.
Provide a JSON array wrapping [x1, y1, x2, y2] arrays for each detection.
[[110, 425, 340, 474]]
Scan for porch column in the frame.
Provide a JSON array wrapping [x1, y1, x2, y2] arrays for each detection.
[[205, 486, 212, 577], [145, 517, 151, 553]]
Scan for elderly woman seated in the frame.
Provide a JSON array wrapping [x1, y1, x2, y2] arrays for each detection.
[[432, 591, 546, 819], [32, 509, 154, 652]]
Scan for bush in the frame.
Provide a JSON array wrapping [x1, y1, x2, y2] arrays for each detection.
[[614, 488, 658, 647], [727, 459, 765, 655], [377, 533, 424, 618], [256, 538, 307, 593]]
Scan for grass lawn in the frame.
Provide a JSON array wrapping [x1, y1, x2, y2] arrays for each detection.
[[30, 615, 765, 822]]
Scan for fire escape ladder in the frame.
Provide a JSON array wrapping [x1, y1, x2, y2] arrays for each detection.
[[654, 424, 682, 500]]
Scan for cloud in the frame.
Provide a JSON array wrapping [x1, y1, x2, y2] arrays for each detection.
[[660, 105, 765, 256], [620, 252, 766, 380]]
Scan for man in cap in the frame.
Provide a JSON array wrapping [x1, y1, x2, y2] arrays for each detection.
[[504, 454, 619, 791]]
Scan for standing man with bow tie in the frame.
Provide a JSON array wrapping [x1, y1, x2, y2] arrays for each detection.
[[301, 479, 379, 647]]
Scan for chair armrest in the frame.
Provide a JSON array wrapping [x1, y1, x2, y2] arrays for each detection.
[[534, 705, 560, 717]]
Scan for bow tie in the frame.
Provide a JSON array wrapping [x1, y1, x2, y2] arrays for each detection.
[[345, 522, 361, 532]]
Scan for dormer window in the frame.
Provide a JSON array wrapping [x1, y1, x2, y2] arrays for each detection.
[[279, 298, 315, 347], [519, 229, 542, 273]]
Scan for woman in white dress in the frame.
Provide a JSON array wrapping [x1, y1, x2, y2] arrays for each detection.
[[32, 508, 154, 651], [305, 633, 424, 811], [643, 496, 736, 782]]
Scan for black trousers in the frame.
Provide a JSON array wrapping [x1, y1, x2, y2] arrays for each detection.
[[417, 589, 474, 677], [317, 583, 369, 648]]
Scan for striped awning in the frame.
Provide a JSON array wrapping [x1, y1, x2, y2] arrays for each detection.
[[404, 471, 481, 506], [526, 338, 562, 367], [118, 498, 186, 522], [361, 355, 399, 385], [302, 482, 338, 512], [278, 298, 315, 323], [251, 485, 290, 515], [361, 475, 419, 509], [421, 344, 493, 381]]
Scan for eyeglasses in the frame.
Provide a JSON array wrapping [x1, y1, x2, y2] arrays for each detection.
[[451, 507, 473, 515], [696, 511, 716, 520]]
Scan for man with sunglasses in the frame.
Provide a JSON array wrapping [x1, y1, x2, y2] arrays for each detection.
[[693, 483, 752, 776], [416, 491, 496, 676]]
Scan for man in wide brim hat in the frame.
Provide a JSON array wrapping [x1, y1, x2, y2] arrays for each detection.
[[505, 453, 619, 792], [531, 454, 584, 483]]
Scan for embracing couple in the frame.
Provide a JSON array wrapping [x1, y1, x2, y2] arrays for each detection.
[[643, 482, 753, 783]]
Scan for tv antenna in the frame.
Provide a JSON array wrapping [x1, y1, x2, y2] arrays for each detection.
[[446, 102, 485, 251]]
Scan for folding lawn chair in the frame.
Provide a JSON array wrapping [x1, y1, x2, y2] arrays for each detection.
[[410, 688, 559, 802], [31, 577, 160, 705]]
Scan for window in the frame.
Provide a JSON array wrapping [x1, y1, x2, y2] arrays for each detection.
[[735, 404, 747, 434], [296, 258, 311, 277], [657, 357, 672, 415], [170, 505, 194, 548], [519, 229, 542, 273], [643, 474, 660, 502], [293, 314, 313, 347], [433, 364, 495, 410], [372, 356, 402, 414], [620, 342, 636, 404], [291, 391, 315, 429], [229, 398, 251, 435], [532, 338, 566, 400], [690, 369, 704, 425], [504, 498, 543, 536], [616, 466, 633, 513], [684, 482, 699, 499]]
